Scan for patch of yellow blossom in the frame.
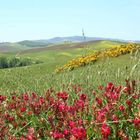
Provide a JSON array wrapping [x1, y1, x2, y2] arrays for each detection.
[[56, 43, 140, 72]]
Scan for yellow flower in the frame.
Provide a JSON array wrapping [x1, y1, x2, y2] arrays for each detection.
[[55, 43, 139, 72]]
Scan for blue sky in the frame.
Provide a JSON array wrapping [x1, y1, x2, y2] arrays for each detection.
[[0, 0, 140, 42]]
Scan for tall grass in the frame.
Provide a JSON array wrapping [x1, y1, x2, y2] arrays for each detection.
[[0, 49, 140, 95]]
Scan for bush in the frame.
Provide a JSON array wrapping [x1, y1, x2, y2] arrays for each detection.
[[0, 57, 8, 68], [0, 56, 41, 69], [8, 57, 21, 67], [19, 57, 32, 66]]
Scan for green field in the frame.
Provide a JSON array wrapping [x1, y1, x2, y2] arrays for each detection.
[[1, 40, 140, 139], [0, 40, 140, 95]]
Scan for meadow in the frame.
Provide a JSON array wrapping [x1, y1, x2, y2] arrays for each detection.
[[0, 41, 139, 94], [0, 40, 140, 139]]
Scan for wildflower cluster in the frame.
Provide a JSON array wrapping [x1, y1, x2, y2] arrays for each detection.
[[56, 43, 140, 72], [0, 80, 139, 139]]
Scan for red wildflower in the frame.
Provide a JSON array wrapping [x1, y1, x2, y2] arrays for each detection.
[[106, 82, 114, 92], [69, 121, 76, 128], [48, 116, 54, 125], [32, 92, 37, 99], [25, 127, 36, 140], [95, 97, 102, 105], [64, 129, 69, 136], [28, 127, 35, 134], [20, 136, 26, 140], [58, 102, 66, 112], [39, 96, 45, 104], [114, 86, 122, 93], [57, 91, 69, 100], [126, 100, 132, 106], [21, 121, 27, 126], [71, 127, 86, 139], [52, 131, 64, 139], [27, 111, 33, 116], [123, 136, 129, 140], [77, 119, 83, 125], [112, 114, 118, 123], [105, 103, 112, 111], [26, 133, 36, 140], [8, 116, 15, 122], [20, 107, 26, 113], [132, 118, 140, 126], [110, 92, 119, 100], [22, 93, 29, 101], [101, 123, 111, 138], [75, 99, 85, 109], [49, 97, 55, 106], [104, 91, 119, 101], [68, 106, 76, 114], [0, 95, 6, 103], [132, 95, 138, 99], [7, 103, 16, 110], [12, 95, 16, 100], [123, 87, 131, 94], [79, 94, 87, 101], [4, 113, 10, 119], [97, 108, 107, 123], [119, 105, 125, 111]]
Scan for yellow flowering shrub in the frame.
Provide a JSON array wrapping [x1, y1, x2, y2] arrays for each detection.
[[56, 43, 140, 72]]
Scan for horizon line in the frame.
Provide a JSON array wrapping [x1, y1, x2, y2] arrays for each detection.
[[0, 36, 139, 43]]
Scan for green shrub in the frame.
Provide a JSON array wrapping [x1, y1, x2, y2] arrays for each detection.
[[0, 57, 8, 68], [0, 56, 41, 69]]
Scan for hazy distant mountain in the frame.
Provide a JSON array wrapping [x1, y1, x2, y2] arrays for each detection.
[[17, 36, 115, 47], [46, 36, 99, 43], [18, 36, 102, 47], [0, 36, 139, 53], [18, 36, 131, 47], [18, 40, 51, 47]]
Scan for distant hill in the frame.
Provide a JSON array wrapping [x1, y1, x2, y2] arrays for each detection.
[[0, 42, 30, 53], [0, 36, 138, 53], [18, 40, 51, 48], [17, 36, 129, 47], [19, 40, 125, 54], [45, 36, 99, 43], [17, 36, 102, 47]]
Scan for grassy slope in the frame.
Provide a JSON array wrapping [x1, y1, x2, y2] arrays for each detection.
[[20, 40, 123, 54], [0, 43, 32, 53], [0, 51, 140, 95], [1, 40, 139, 95], [7, 40, 122, 73], [19, 40, 123, 62]]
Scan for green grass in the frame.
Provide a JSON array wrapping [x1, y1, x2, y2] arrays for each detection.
[[0, 50, 140, 96], [0, 40, 139, 140], [17, 40, 123, 62], [0, 40, 139, 95], [0, 40, 121, 72]]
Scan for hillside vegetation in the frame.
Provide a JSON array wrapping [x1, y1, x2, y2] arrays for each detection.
[[0, 40, 139, 94], [0, 40, 140, 139]]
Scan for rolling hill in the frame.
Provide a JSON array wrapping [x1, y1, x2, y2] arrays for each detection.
[[0, 36, 129, 53], [17, 36, 129, 46], [19, 40, 124, 55], [0, 42, 31, 53]]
